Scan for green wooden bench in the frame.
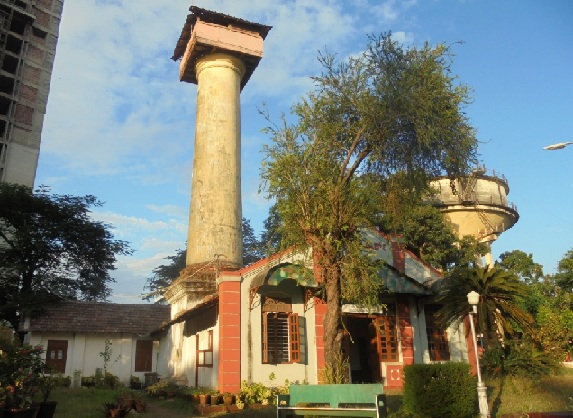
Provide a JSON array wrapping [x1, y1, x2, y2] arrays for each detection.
[[276, 383, 387, 417]]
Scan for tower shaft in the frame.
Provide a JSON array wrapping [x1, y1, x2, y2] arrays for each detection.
[[187, 53, 245, 268]]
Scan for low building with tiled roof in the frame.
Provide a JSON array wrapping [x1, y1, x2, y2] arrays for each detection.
[[20, 301, 171, 385]]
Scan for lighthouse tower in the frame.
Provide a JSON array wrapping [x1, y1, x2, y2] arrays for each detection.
[[166, 7, 271, 302]]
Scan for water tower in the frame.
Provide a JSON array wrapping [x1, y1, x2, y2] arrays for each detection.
[[430, 166, 519, 265]]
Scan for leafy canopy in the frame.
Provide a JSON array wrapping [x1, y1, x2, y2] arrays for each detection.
[[0, 183, 131, 330], [435, 264, 534, 346], [260, 33, 478, 363]]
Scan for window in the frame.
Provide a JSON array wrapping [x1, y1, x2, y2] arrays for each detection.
[[134, 340, 153, 372], [197, 330, 213, 367], [261, 297, 302, 364], [45, 340, 67, 373], [375, 306, 398, 361], [425, 305, 450, 361]]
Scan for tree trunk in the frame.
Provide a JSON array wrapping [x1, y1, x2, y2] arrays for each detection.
[[317, 244, 345, 367]]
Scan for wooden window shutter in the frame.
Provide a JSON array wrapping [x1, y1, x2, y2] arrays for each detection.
[[135, 340, 153, 372], [262, 312, 269, 363], [288, 313, 300, 363]]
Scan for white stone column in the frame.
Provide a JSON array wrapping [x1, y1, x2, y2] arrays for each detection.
[[186, 53, 245, 269]]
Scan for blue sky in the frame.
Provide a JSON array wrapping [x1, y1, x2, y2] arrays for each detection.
[[35, 0, 573, 302]]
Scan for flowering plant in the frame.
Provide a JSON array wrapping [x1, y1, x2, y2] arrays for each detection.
[[0, 344, 44, 409]]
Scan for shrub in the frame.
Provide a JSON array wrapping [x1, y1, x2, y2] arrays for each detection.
[[320, 351, 350, 384], [402, 363, 475, 418], [481, 339, 560, 377], [240, 380, 272, 404], [146, 379, 178, 397]]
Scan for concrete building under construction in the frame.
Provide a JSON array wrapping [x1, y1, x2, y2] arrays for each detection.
[[0, 0, 64, 186]]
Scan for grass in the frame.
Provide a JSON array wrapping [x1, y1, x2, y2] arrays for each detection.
[[486, 369, 573, 417], [44, 371, 573, 418], [47, 387, 119, 418]]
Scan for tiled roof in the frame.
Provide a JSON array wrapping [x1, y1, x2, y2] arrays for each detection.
[[22, 301, 171, 335]]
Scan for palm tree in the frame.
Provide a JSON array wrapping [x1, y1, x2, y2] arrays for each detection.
[[435, 264, 534, 346]]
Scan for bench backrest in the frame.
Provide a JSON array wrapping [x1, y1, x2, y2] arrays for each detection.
[[288, 383, 384, 407]]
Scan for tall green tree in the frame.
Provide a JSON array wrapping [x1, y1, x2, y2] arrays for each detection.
[[144, 218, 262, 302], [498, 250, 544, 284], [435, 264, 533, 346], [378, 203, 487, 271], [242, 217, 264, 266], [0, 183, 131, 331], [261, 33, 477, 365], [143, 249, 186, 303], [259, 203, 283, 257], [554, 249, 573, 292]]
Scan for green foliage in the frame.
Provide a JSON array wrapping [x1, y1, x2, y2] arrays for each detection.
[[259, 203, 283, 256], [534, 297, 573, 359], [144, 248, 186, 303], [498, 250, 544, 284], [555, 248, 573, 291], [378, 204, 488, 271], [239, 374, 292, 405], [481, 339, 560, 378], [261, 33, 477, 363], [320, 349, 350, 384], [242, 217, 265, 266], [239, 380, 273, 405], [0, 342, 46, 408], [145, 379, 178, 397], [99, 339, 121, 384], [0, 183, 131, 330], [436, 264, 533, 346], [402, 363, 475, 418]]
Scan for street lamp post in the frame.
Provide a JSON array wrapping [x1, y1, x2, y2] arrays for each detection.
[[467, 291, 489, 418]]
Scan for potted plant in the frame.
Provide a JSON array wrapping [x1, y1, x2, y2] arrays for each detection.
[[2, 345, 45, 417], [209, 389, 220, 406], [80, 376, 95, 387], [222, 392, 234, 406], [116, 390, 137, 410], [129, 375, 141, 390], [103, 402, 129, 418], [34, 373, 58, 418], [133, 393, 146, 413]]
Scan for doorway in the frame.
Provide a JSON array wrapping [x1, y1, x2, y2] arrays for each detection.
[[343, 316, 381, 383]]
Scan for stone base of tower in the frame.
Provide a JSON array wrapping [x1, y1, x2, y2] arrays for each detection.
[[164, 262, 242, 306]]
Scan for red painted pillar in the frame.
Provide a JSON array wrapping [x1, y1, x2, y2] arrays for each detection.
[[314, 301, 327, 383], [218, 274, 241, 392]]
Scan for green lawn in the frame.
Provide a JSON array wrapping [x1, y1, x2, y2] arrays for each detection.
[[44, 370, 573, 418]]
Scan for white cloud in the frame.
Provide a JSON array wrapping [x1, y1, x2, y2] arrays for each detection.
[[37, 0, 429, 300]]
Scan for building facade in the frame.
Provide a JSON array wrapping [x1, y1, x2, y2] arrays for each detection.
[[0, 0, 64, 186], [163, 231, 473, 393]]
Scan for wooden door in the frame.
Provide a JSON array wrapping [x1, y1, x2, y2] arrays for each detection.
[[46, 340, 68, 373]]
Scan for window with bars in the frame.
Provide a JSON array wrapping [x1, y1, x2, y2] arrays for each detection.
[[261, 297, 302, 364], [375, 306, 398, 361], [425, 305, 450, 361]]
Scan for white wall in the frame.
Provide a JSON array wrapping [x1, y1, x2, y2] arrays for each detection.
[[26, 332, 167, 385]]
